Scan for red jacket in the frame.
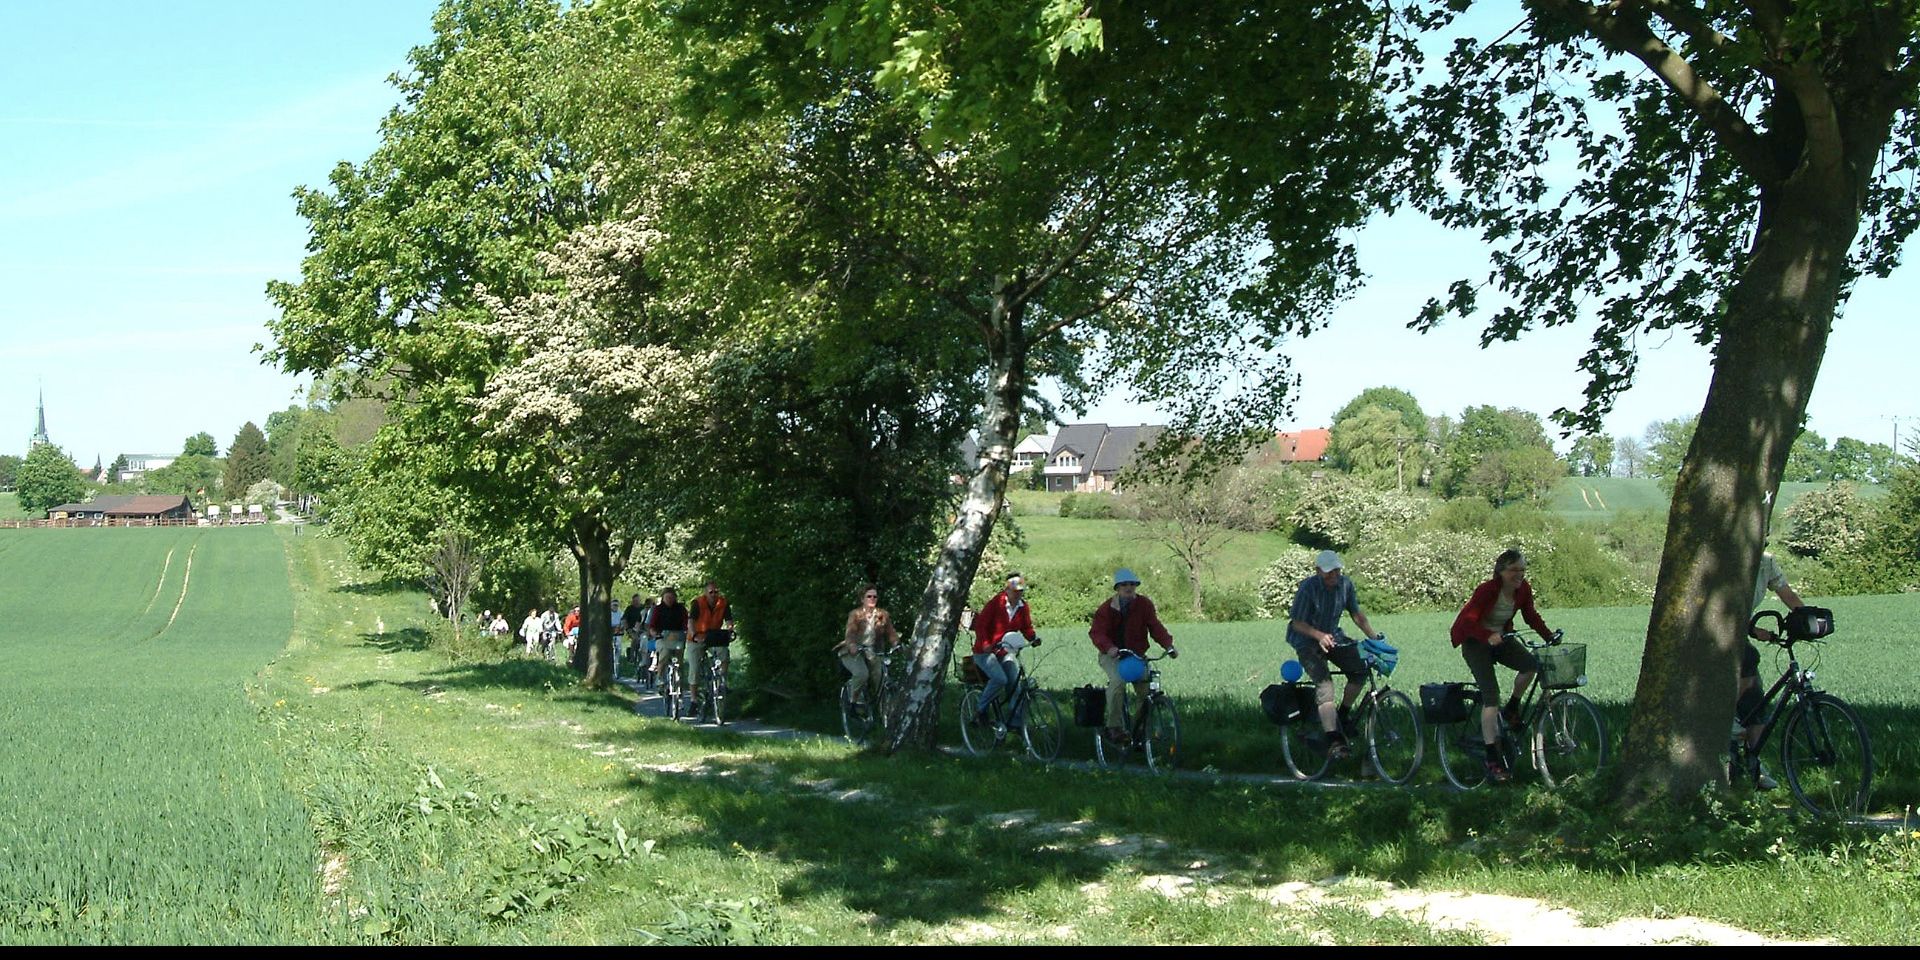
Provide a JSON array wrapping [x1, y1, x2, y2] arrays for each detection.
[[1450, 577, 1552, 647], [1089, 595, 1173, 656], [972, 591, 1036, 657]]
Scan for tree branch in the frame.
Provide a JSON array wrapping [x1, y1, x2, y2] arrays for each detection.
[[1529, 0, 1783, 184]]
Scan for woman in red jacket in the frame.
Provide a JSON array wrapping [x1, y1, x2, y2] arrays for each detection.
[[1449, 549, 1556, 783]]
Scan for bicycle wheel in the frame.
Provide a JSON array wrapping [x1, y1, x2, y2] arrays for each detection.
[[1366, 689, 1424, 785], [1436, 721, 1490, 790], [664, 662, 683, 721], [1779, 692, 1873, 818], [1020, 688, 1064, 762], [1142, 696, 1181, 774], [1533, 692, 1607, 788], [707, 662, 727, 726], [957, 687, 991, 756], [840, 684, 873, 744], [1279, 718, 1332, 781]]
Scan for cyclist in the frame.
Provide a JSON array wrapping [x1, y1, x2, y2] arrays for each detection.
[[1735, 549, 1806, 789], [539, 607, 562, 660], [973, 572, 1041, 733], [620, 593, 647, 676], [1449, 548, 1557, 784], [648, 588, 691, 699], [1090, 568, 1176, 746], [837, 583, 901, 716], [519, 607, 543, 657], [689, 581, 734, 709], [1285, 551, 1379, 761]]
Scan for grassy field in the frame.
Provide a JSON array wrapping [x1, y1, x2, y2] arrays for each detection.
[[4, 526, 1916, 943], [1550, 476, 1885, 523], [0, 493, 24, 520], [0, 527, 324, 942]]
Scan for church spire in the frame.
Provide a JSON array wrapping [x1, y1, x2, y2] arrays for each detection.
[[29, 385, 50, 449]]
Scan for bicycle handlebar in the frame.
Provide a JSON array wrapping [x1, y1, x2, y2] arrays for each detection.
[[1499, 628, 1565, 649]]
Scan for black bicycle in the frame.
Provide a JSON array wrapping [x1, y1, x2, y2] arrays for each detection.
[[1092, 652, 1180, 774], [840, 648, 899, 745], [695, 642, 730, 726], [1732, 609, 1872, 818], [958, 639, 1064, 762], [1278, 634, 1423, 784], [1433, 629, 1607, 790]]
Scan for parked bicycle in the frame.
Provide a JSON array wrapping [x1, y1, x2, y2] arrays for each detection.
[[1276, 634, 1423, 784], [1429, 629, 1607, 790], [958, 637, 1063, 761], [841, 649, 898, 745], [1732, 608, 1872, 818], [1091, 651, 1179, 773]]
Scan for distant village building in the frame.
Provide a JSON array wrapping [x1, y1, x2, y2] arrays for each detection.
[[1273, 428, 1331, 463], [1037, 423, 1164, 493], [115, 454, 176, 483], [45, 494, 195, 523]]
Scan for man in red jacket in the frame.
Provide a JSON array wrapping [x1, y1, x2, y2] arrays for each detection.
[[971, 572, 1040, 731], [1089, 568, 1177, 744]]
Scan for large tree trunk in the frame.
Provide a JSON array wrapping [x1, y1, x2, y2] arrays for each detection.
[[884, 286, 1027, 753], [569, 511, 618, 688], [1613, 177, 1861, 807]]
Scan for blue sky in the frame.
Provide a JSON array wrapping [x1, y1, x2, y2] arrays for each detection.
[[5, 3, 1917, 468]]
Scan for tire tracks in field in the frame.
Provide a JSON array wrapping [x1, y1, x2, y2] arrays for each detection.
[[141, 545, 180, 618], [147, 536, 201, 641]]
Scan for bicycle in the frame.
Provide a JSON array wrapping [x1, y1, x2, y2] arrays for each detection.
[[1278, 634, 1423, 784], [695, 641, 730, 726], [1730, 609, 1872, 818], [1091, 651, 1179, 774], [1432, 629, 1607, 790], [840, 648, 898, 745], [958, 637, 1064, 762], [659, 647, 687, 722]]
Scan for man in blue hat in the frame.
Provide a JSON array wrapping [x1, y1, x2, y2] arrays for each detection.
[[1090, 568, 1177, 746], [1286, 550, 1382, 760]]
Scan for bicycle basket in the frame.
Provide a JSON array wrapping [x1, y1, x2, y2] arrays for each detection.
[[1784, 606, 1835, 642], [1419, 682, 1472, 724], [1360, 637, 1398, 676], [1537, 643, 1588, 689], [1072, 685, 1106, 727], [1260, 683, 1312, 726]]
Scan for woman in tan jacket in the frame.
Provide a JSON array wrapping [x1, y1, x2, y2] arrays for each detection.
[[838, 584, 901, 713]]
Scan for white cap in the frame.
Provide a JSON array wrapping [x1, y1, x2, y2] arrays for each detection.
[[1315, 550, 1344, 572]]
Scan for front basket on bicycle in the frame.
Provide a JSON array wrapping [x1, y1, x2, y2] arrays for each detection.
[[1537, 643, 1587, 689]]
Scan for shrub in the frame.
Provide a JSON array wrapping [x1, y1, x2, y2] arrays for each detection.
[[1285, 475, 1427, 549], [1347, 531, 1504, 613], [1425, 497, 1494, 533], [1200, 582, 1262, 622], [1073, 493, 1124, 520], [1253, 545, 1323, 618], [1783, 481, 1873, 558], [1526, 525, 1647, 608], [1057, 492, 1081, 518]]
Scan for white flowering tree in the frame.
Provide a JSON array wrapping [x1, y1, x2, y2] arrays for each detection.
[[470, 221, 708, 687]]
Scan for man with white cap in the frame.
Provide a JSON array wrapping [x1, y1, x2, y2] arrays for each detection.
[[1286, 550, 1382, 761], [1089, 568, 1177, 745]]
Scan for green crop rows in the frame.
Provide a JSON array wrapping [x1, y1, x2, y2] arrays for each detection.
[[0, 528, 323, 943]]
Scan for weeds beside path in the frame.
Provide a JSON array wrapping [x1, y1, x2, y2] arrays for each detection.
[[258, 530, 1919, 944]]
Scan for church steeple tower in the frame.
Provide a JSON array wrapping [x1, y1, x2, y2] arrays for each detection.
[[29, 386, 50, 450]]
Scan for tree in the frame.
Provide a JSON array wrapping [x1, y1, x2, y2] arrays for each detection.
[[1435, 405, 1553, 500], [143, 455, 220, 500], [223, 422, 272, 497], [1781, 428, 1831, 482], [15, 444, 87, 517], [1328, 402, 1431, 490], [1612, 436, 1645, 478], [672, 0, 1400, 752], [1129, 463, 1264, 618], [1828, 436, 1898, 484], [423, 528, 486, 644], [1569, 434, 1614, 478], [1642, 417, 1698, 485], [182, 432, 217, 458], [264, 406, 307, 487], [1466, 445, 1566, 506], [104, 454, 128, 484], [1404, 0, 1920, 803], [1330, 387, 1429, 442], [0, 454, 21, 491]]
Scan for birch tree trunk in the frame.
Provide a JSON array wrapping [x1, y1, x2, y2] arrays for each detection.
[[884, 286, 1027, 752]]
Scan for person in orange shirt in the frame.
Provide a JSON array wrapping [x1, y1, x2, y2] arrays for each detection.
[[689, 581, 735, 710]]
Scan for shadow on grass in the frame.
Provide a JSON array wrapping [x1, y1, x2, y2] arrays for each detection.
[[360, 627, 432, 654], [336, 577, 418, 596], [331, 655, 639, 715]]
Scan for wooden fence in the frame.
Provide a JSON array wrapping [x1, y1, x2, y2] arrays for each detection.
[[0, 517, 274, 529]]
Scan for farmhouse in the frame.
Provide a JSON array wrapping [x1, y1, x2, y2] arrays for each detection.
[[1036, 423, 1164, 493], [45, 494, 195, 523], [1273, 428, 1331, 463], [115, 453, 177, 483]]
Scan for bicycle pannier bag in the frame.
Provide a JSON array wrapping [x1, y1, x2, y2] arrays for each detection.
[[1784, 606, 1835, 642], [1072, 685, 1106, 727], [1260, 683, 1310, 726], [1420, 682, 1471, 724], [960, 658, 987, 685]]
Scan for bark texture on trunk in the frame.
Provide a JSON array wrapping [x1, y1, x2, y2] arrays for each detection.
[[569, 511, 617, 689], [1615, 179, 1862, 806], [884, 287, 1027, 753]]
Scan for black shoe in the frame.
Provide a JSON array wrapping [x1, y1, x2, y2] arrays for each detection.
[[1327, 733, 1352, 761], [1337, 707, 1356, 738], [1501, 705, 1523, 730]]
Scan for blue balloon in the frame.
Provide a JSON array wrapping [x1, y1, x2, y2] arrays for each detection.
[[1116, 653, 1148, 683], [1281, 660, 1304, 683]]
